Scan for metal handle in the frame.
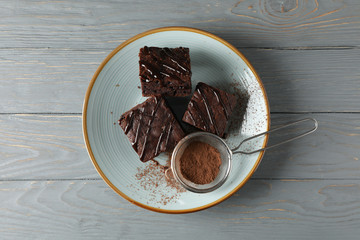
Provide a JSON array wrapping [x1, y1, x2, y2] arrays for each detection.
[[231, 118, 318, 155]]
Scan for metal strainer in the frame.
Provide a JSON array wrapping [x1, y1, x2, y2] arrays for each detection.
[[169, 118, 318, 193]]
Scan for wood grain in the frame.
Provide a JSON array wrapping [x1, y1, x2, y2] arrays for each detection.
[[0, 114, 98, 180], [1, 113, 359, 180], [0, 48, 359, 113], [0, 179, 359, 239], [0, 0, 359, 49], [0, 49, 103, 113], [1, 1, 359, 238], [241, 48, 360, 112]]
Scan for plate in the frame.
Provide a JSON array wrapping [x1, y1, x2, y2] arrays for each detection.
[[83, 27, 269, 213]]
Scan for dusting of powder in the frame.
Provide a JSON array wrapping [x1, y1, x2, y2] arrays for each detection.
[[131, 158, 185, 206]]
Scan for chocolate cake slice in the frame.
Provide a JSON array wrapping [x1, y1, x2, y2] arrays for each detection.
[[139, 46, 191, 97], [182, 82, 237, 138], [119, 97, 185, 162]]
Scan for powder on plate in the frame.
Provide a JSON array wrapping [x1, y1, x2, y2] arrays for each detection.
[[180, 141, 222, 185], [133, 158, 185, 206]]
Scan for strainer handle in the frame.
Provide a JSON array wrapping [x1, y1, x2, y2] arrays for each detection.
[[231, 118, 318, 155]]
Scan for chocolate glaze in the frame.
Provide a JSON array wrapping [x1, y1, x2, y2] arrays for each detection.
[[119, 97, 185, 162], [197, 87, 220, 136], [182, 82, 237, 138], [212, 89, 229, 119], [124, 111, 134, 134], [139, 46, 192, 97], [188, 101, 209, 131]]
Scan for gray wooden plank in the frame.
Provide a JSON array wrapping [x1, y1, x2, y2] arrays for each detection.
[[0, 114, 98, 179], [0, 49, 103, 113], [242, 48, 360, 112], [0, 48, 359, 113], [0, 179, 359, 239], [1, 113, 359, 180], [0, 0, 359, 49]]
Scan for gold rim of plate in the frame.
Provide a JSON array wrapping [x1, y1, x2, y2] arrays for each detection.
[[82, 26, 270, 214]]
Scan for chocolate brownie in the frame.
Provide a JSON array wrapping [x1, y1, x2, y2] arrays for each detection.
[[119, 97, 185, 162], [182, 82, 237, 137], [139, 46, 191, 97]]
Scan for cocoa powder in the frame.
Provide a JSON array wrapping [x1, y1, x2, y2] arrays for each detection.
[[180, 141, 222, 184], [133, 159, 185, 206]]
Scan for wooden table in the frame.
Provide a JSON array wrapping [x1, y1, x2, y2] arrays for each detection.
[[1, 0, 359, 239]]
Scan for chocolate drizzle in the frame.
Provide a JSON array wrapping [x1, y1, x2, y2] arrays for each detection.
[[197, 88, 220, 136], [189, 100, 210, 131], [155, 113, 173, 156], [139, 98, 161, 160], [140, 48, 189, 84], [132, 108, 144, 151], [185, 106, 196, 125], [162, 64, 177, 73], [212, 89, 229, 119], [164, 118, 175, 147], [119, 97, 185, 162], [182, 82, 237, 138], [154, 132, 164, 156], [139, 46, 191, 97], [124, 111, 134, 134], [162, 47, 189, 73]]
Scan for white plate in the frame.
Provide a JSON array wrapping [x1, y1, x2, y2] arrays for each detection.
[[83, 27, 270, 213]]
